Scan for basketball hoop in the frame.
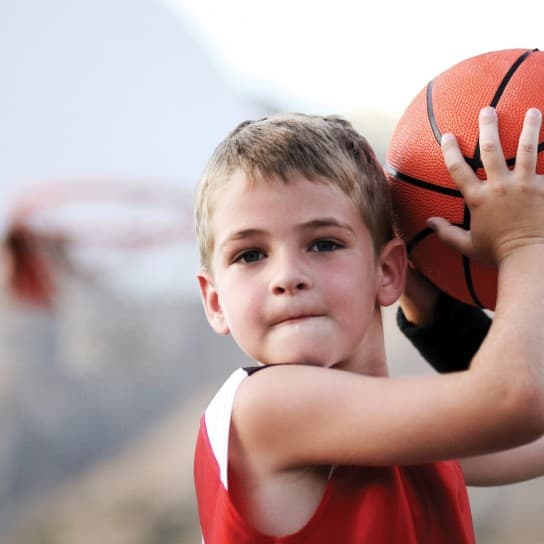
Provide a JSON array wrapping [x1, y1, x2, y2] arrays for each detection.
[[6, 179, 197, 306], [4, 179, 199, 374], [11, 180, 193, 247]]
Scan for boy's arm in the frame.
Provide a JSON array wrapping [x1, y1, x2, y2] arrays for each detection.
[[399, 241, 544, 487], [461, 436, 544, 486], [397, 270, 491, 373], [233, 107, 544, 471]]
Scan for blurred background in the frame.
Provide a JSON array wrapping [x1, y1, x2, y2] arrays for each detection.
[[1, 0, 543, 542]]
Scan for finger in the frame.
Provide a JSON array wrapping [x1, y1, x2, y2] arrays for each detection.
[[427, 217, 474, 258], [478, 107, 507, 181], [515, 108, 542, 177], [441, 132, 478, 195]]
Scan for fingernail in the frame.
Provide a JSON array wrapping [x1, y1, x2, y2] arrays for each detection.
[[480, 106, 496, 118], [427, 218, 438, 230], [441, 133, 454, 145]]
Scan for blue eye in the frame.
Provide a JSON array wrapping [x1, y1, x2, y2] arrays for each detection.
[[235, 249, 264, 263], [311, 240, 343, 252]]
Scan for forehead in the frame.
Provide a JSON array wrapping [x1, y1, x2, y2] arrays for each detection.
[[210, 170, 364, 241]]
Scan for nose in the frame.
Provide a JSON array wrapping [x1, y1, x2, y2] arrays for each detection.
[[272, 279, 308, 295], [270, 252, 311, 295]]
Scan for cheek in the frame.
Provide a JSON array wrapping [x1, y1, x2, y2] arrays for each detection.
[[220, 290, 265, 360], [220, 281, 262, 329], [323, 263, 377, 311]]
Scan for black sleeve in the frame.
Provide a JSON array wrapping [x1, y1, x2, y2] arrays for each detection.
[[396, 292, 492, 373]]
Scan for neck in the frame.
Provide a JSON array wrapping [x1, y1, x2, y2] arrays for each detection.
[[335, 308, 389, 376]]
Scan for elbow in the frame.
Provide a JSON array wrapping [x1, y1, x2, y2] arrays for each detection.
[[502, 372, 544, 443], [473, 364, 544, 449]]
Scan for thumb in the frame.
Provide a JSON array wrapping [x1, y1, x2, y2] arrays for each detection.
[[427, 217, 475, 258]]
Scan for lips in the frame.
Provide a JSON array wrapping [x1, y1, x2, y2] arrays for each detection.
[[271, 313, 324, 326]]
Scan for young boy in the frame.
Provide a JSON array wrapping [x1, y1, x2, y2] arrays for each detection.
[[193, 108, 544, 543]]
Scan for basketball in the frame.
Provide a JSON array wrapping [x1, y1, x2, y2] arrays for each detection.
[[386, 48, 544, 310]]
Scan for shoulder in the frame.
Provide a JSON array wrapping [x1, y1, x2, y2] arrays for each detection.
[[231, 363, 354, 469], [233, 363, 331, 426]]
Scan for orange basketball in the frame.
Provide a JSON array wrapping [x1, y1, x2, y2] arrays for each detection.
[[386, 48, 544, 310]]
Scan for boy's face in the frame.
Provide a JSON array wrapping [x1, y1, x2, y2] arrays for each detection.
[[198, 171, 405, 371]]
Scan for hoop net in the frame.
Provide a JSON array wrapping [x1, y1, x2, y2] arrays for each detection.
[[4, 180, 199, 373], [6, 180, 197, 305]]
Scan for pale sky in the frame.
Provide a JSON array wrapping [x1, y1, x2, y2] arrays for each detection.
[[167, 0, 544, 117]]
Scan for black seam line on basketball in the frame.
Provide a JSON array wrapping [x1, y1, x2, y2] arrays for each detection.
[[465, 142, 544, 171], [461, 204, 484, 308], [464, 156, 516, 171], [406, 227, 434, 253], [465, 49, 538, 306], [385, 164, 463, 197], [413, 49, 537, 310], [463, 255, 484, 308], [489, 49, 536, 109], [472, 49, 537, 165], [426, 80, 442, 146], [406, 225, 464, 253]]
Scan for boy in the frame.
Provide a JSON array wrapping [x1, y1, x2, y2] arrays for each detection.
[[194, 108, 544, 543]]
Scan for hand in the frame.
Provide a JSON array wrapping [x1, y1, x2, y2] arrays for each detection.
[[428, 107, 544, 265]]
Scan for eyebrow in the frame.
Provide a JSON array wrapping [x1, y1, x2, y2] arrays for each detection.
[[219, 217, 356, 250], [300, 218, 356, 235]]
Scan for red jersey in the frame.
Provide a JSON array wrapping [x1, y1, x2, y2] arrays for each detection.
[[194, 368, 475, 543]]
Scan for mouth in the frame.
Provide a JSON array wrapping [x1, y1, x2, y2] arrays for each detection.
[[272, 314, 324, 326]]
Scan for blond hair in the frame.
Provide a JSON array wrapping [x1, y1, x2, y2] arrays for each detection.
[[195, 113, 394, 270]]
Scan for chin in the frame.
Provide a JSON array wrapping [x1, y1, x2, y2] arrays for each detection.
[[273, 348, 336, 367]]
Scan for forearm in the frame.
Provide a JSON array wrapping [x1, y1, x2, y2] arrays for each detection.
[[461, 435, 544, 486], [481, 246, 544, 369], [470, 246, 544, 438]]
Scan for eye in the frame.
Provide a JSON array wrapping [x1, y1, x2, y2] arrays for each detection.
[[310, 239, 343, 253], [234, 249, 265, 264]]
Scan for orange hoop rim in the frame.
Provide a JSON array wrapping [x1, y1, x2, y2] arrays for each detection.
[[9, 179, 195, 248]]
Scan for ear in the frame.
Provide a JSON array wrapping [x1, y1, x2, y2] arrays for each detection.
[[375, 237, 407, 307], [197, 269, 230, 335]]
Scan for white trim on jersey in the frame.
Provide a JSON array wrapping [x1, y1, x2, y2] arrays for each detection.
[[204, 368, 248, 489]]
